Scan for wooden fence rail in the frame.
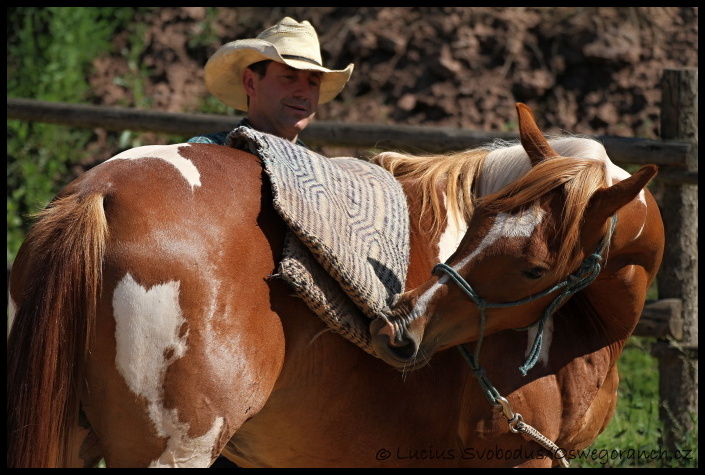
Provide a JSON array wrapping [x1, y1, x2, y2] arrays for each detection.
[[5, 100, 689, 341], [6, 68, 698, 453], [6, 97, 697, 185]]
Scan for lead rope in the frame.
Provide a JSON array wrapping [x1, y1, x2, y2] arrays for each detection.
[[442, 216, 617, 468], [457, 345, 570, 468]]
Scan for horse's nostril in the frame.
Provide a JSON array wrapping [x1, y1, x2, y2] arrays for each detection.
[[388, 336, 418, 360], [370, 317, 395, 341], [370, 317, 420, 362], [389, 330, 411, 348]]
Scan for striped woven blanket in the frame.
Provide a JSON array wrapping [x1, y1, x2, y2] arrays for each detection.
[[226, 128, 409, 356]]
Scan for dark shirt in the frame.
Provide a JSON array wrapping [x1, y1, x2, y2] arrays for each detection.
[[187, 118, 307, 148]]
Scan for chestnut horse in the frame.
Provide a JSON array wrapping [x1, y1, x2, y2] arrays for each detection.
[[7, 104, 664, 467]]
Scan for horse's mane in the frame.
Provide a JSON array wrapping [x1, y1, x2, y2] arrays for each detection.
[[371, 136, 610, 277], [478, 155, 609, 277], [369, 147, 491, 239]]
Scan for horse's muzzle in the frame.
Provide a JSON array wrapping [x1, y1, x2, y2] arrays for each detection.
[[369, 316, 427, 370]]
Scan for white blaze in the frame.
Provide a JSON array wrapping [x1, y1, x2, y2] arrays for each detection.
[[454, 209, 545, 269], [410, 209, 545, 326]]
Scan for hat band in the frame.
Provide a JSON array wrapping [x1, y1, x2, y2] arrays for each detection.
[[281, 54, 322, 67]]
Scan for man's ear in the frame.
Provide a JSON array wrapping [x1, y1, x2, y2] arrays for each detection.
[[242, 68, 256, 97]]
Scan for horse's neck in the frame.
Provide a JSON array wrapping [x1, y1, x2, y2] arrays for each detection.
[[401, 179, 446, 289], [585, 189, 663, 342], [543, 188, 663, 377]]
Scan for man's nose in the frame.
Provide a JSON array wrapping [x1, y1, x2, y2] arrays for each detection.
[[293, 79, 314, 99]]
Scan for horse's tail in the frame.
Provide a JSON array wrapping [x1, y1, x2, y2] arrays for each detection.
[[7, 192, 108, 468]]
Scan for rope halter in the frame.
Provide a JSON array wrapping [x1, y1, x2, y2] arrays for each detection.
[[432, 215, 617, 468]]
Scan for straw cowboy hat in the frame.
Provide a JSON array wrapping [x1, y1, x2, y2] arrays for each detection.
[[205, 17, 354, 111]]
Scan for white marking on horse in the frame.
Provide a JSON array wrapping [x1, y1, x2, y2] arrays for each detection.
[[108, 144, 202, 189], [411, 209, 545, 321], [438, 144, 536, 262], [454, 209, 545, 270], [633, 208, 647, 240], [480, 136, 646, 201], [437, 193, 468, 263], [113, 273, 222, 467], [7, 295, 17, 336], [524, 316, 554, 367]]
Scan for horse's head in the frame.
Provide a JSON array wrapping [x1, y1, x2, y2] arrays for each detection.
[[370, 103, 659, 371]]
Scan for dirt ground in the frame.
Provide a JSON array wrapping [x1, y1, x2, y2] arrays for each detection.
[[90, 7, 697, 147]]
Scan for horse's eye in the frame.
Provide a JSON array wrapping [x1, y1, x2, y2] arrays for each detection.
[[523, 267, 545, 280]]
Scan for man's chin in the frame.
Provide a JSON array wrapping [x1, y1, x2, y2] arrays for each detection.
[[293, 115, 314, 130]]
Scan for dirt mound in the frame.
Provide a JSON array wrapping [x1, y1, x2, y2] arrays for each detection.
[[91, 7, 698, 141]]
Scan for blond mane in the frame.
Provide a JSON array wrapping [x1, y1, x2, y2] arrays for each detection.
[[370, 148, 490, 239], [478, 156, 609, 277], [370, 136, 611, 277]]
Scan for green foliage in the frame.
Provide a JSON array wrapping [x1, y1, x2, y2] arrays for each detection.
[[8, 7, 136, 100], [187, 7, 221, 49], [6, 7, 150, 262], [195, 92, 236, 116]]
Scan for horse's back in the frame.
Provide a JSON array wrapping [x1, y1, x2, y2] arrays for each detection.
[[9, 143, 289, 467]]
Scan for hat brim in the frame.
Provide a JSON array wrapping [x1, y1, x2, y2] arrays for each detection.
[[205, 39, 353, 111]]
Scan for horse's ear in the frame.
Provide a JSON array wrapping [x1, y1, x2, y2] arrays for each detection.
[[585, 164, 658, 224], [516, 103, 559, 166]]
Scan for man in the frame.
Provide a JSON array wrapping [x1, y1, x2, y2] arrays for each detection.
[[191, 20, 353, 468], [188, 16, 354, 146]]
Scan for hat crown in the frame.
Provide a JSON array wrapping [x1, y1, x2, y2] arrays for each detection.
[[256, 17, 322, 65]]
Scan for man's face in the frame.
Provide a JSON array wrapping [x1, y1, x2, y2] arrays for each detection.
[[244, 61, 323, 142]]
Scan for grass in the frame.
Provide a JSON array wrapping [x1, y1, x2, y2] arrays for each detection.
[[571, 336, 698, 468], [572, 279, 698, 468]]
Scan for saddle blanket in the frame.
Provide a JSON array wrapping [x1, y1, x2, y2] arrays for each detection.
[[226, 127, 410, 356]]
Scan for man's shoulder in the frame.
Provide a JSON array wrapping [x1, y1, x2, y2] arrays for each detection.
[[187, 118, 250, 145], [187, 131, 230, 145], [185, 119, 309, 150]]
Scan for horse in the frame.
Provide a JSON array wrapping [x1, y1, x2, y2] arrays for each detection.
[[7, 103, 664, 468]]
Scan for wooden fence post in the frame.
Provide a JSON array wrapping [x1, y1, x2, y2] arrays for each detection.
[[653, 68, 698, 452]]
